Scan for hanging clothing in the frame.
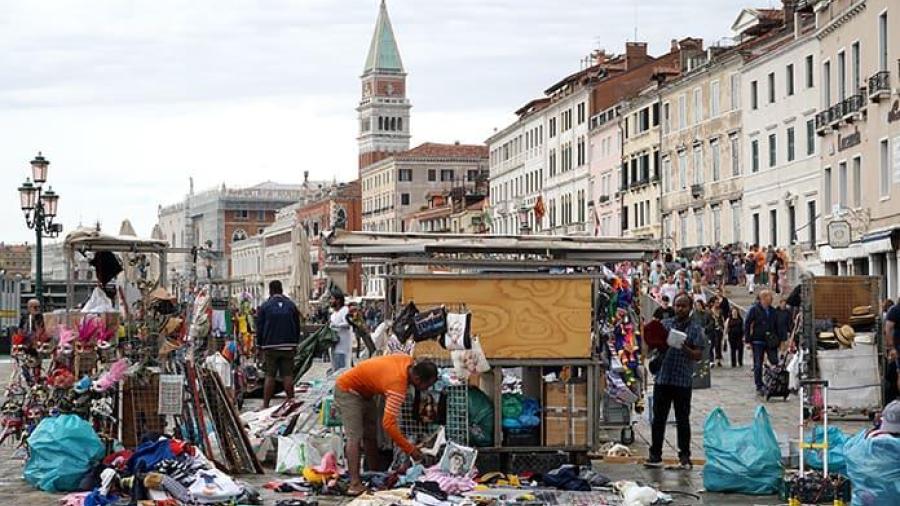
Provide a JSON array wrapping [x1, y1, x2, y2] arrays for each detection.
[[329, 305, 354, 369], [211, 310, 228, 336]]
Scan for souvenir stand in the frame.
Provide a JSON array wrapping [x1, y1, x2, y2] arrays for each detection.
[[324, 231, 656, 473], [800, 275, 884, 415]]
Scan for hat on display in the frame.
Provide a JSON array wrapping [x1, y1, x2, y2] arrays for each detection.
[[834, 325, 855, 347], [880, 400, 900, 434], [851, 305, 873, 317]]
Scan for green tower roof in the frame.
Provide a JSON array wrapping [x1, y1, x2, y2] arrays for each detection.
[[363, 0, 404, 74]]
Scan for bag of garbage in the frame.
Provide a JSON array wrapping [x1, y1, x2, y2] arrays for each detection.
[[702, 406, 782, 494], [467, 386, 494, 447], [24, 414, 105, 492], [804, 425, 848, 475], [844, 429, 900, 505], [276, 432, 344, 475]]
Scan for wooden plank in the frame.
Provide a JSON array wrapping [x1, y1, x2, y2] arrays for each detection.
[[402, 277, 592, 359]]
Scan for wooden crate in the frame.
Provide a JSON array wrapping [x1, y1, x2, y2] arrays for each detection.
[[544, 412, 588, 446], [402, 277, 592, 359], [543, 382, 588, 411]]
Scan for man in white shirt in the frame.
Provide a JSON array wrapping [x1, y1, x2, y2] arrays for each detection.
[[329, 289, 354, 370]]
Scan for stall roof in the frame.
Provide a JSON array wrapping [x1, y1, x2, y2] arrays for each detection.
[[64, 228, 168, 253], [325, 230, 657, 263]]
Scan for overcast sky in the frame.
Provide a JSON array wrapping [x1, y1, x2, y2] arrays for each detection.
[[0, 0, 754, 243]]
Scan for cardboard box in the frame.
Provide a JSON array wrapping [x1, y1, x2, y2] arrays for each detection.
[[544, 412, 588, 446], [544, 382, 587, 411]]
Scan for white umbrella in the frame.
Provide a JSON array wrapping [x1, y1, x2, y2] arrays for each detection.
[[291, 220, 311, 317]]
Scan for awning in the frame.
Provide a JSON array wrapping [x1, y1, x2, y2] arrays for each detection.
[[818, 244, 866, 263], [861, 228, 896, 255]]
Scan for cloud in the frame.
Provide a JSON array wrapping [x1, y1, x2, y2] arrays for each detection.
[[0, 0, 749, 243]]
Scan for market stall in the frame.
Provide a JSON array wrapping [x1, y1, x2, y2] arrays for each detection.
[[324, 231, 656, 472]]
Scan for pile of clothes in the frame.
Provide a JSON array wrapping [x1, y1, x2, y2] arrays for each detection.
[[58, 435, 260, 506]]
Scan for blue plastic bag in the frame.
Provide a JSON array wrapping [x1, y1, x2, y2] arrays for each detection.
[[844, 429, 900, 505], [702, 406, 782, 494], [24, 414, 105, 492], [804, 425, 848, 475]]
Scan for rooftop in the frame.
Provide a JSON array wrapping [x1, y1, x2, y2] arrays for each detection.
[[363, 0, 404, 74]]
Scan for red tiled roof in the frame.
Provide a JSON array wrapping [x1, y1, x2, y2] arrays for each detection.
[[465, 199, 486, 211], [397, 142, 488, 159]]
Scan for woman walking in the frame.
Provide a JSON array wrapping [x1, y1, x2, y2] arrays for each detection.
[[725, 307, 744, 367]]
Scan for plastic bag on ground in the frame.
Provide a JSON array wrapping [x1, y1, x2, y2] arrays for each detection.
[[844, 429, 900, 505], [24, 414, 105, 492], [702, 405, 782, 495], [276, 432, 343, 475], [804, 425, 848, 475]]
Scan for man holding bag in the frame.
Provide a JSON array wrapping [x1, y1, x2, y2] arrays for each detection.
[[743, 290, 779, 397], [646, 292, 703, 470]]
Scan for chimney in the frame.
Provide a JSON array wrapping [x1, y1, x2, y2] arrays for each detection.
[[625, 42, 648, 69], [783, 0, 797, 32], [303, 170, 309, 183], [670, 39, 679, 52]]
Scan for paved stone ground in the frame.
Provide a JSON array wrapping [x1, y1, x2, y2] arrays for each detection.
[[0, 342, 870, 505]]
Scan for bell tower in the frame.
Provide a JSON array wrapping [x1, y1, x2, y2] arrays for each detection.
[[357, 0, 411, 173]]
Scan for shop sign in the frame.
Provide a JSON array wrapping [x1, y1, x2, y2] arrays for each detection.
[[828, 220, 851, 249], [888, 100, 900, 123], [838, 129, 861, 151]]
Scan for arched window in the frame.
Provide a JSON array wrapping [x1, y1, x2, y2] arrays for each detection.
[[390, 117, 397, 131], [232, 228, 248, 242], [398, 117, 403, 131], [378, 117, 383, 130]]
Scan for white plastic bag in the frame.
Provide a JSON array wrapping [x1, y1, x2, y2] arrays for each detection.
[[81, 287, 114, 313], [275, 432, 344, 475], [786, 353, 800, 392]]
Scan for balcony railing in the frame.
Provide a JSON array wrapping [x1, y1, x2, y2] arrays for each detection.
[[691, 183, 704, 198], [842, 93, 865, 120], [815, 109, 831, 133], [828, 103, 843, 126], [868, 71, 891, 101]]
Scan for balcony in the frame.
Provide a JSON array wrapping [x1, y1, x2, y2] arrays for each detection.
[[868, 71, 891, 102], [815, 109, 832, 134], [691, 183, 704, 198], [828, 103, 843, 126], [841, 93, 865, 121]]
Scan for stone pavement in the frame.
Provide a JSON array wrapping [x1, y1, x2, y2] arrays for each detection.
[[0, 351, 871, 505]]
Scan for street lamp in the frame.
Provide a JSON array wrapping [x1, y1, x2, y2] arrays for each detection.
[[518, 203, 531, 235], [18, 152, 62, 306]]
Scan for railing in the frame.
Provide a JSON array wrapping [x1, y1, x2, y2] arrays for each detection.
[[691, 183, 704, 198], [868, 71, 890, 100], [815, 109, 831, 132], [828, 103, 843, 125], [842, 93, 864, 119]]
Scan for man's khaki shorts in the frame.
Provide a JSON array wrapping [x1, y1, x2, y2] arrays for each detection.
[[334, 387, 377, 441], [263, 349, 295, 378]]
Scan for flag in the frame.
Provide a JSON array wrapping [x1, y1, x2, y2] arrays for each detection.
[[533, 196, 546, 221]]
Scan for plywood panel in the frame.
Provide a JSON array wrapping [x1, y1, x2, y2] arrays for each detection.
[[402, 277, 592, 359]]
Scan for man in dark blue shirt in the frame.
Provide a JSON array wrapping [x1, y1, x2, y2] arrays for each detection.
[[743, 289, 779, 396], [255, 280, 301, 408], [646, 292, 703, 470]]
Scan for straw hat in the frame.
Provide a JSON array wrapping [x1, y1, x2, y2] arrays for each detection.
[[851, 305, 873, 317], [834, 325, 855, 347]]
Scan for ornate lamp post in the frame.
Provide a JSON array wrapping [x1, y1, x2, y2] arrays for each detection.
[[518, 203, 531, 235], [18, 152, 62, 305]]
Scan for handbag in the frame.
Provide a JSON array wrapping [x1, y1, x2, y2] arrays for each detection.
[[441, 312, 472, 350], [392, 302, 419, 343], [412, 306, 447, 342]]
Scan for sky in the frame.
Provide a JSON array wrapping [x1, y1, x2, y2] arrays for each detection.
[[0, 0, 756, 243]]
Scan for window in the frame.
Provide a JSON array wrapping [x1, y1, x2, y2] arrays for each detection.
[[712, 206, 721, 245], [851, 41, 860, 91], [577, 102, 586, 124], [881, 139, 890, 197], [549, 117, 557, 137], [427, 169, 436, 182], [750, 80, 758, 110], [805, 55, 814, 88], [838, 161, 848, 208], [768, 72, 776, 103], [678, 150, 687, 189], [693, 144, 703, 184], [578, 190, 585, 223], [730, 73, 741, 110], [852, 156, 861, 208], [787, 127, 795, 162], [232, 229, 248, 242], [662, 156, 672, 192], [711, 139, 721, 181], [696, 210, 705, 246], [824, 167, 833, 212], [732, 201, 742, 243], [770, 209, 778, 246], [549, 149, 557, 176], [400, 193, 410, 206], [467, 169, 479, 182], [710, 80, 720, 117], [679, 212, 687, 244], [663, 102, 671, 133], [752, 213, 760, 245], [768, 133, 777, 167], [678, 94, 687, 129], [398, 168, 413, 182], [730, 134, 740, 176], [823, 60, 831, 106], [751, 139, 760, 172], [693, 88, 702, 124], [440, 169, 454, 182], [879, 12, 888, 71], [237, 209, 249, 219], [786, 64, 795, 96], [652, 102, 660, 126], [807, 200, 817, 246], [576, 136, 586, 166], [621, 205, 628, 231], [806, 119, 815, 156], [837, 51, 846, 101]]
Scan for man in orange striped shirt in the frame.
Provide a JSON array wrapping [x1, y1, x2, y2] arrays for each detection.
[[334, 355, 438, 496]]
